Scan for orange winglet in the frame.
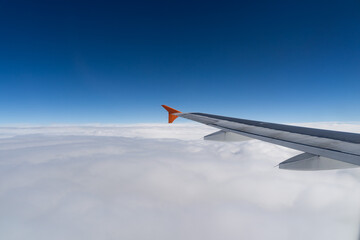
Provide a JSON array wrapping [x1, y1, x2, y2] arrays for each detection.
[[161, 105, 182, 123]]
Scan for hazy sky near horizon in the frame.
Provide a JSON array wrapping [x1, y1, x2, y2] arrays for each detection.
[[1, 0, 360, 124]]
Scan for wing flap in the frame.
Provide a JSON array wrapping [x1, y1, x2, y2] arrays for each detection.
[[204, 130, 252, 142], [279, 153, 359, 170]]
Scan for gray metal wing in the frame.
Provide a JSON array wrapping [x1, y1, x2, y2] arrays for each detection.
[[162, 105, 360, 170]]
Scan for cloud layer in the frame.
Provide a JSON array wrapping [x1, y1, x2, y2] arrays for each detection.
[[0, 123, 360, 240]]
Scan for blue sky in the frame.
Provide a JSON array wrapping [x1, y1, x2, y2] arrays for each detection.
[[0, 0, 359, 124]]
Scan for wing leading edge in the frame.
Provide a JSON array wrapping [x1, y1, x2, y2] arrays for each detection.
[[161, 105, 360, 171]]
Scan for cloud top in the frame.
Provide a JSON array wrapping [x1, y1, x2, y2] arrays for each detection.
[[0, 123, 359, 240]]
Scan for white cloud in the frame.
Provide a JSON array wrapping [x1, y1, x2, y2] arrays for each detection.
[[0, 123, 360, 240]]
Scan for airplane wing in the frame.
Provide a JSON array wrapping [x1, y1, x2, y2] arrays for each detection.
[[162, 105, 360, 171]]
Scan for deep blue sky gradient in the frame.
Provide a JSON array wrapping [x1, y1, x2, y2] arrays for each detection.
[[1, 0, 360, 123]]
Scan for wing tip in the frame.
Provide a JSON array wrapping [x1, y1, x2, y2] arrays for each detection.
[[161, 105, 181, 123]]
